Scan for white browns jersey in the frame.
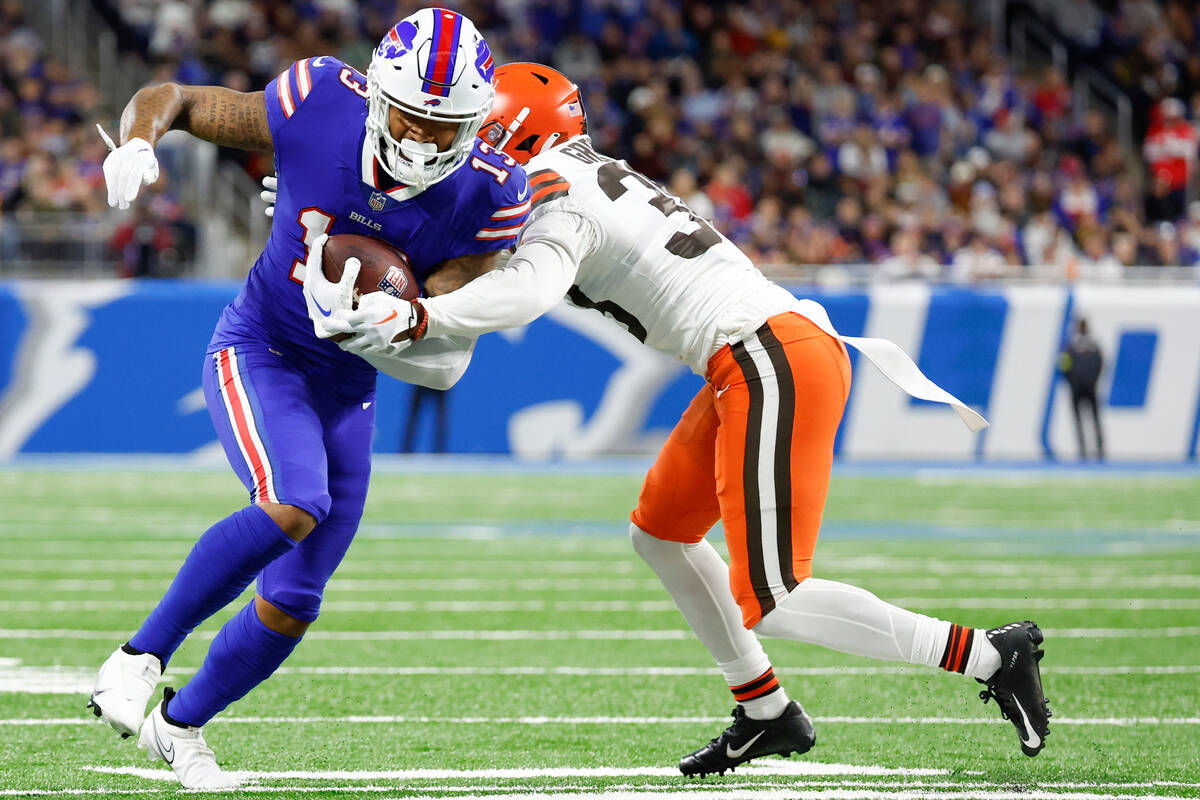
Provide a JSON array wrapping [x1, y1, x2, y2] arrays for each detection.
[[416, 136, 987, 430], [518, 137, 799, 374]]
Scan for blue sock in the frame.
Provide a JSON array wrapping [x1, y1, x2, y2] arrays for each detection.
[[129, 505, 295, 664], [166, 601, 301, 727]]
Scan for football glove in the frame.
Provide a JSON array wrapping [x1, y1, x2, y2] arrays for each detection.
[[98, 125, 159, 209], [326, 293, 426, 359], [261, 175, 276, 218], [302, 233, 360, 339]]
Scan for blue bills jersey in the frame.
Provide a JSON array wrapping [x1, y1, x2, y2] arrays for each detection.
[[209, 56, 530, 378]]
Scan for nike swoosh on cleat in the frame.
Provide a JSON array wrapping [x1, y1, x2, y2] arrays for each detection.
[[155, 724, 175, 764], [1011, 696, 1042, 750], [725, 730, 765, 759]]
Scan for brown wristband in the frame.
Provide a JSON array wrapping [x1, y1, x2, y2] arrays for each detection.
[[410, 299, 429, 341]]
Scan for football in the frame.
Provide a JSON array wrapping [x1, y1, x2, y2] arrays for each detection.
[[321, 233, 419, 307]]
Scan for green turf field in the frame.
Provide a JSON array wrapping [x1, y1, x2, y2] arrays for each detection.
[[1, 465, 1198, 798]]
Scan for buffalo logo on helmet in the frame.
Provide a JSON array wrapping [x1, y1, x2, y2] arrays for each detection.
[[368, 191, 387, 211], [378, 20, 418, 59], [423, 98, 442, 106], [474, 38, 494, 82], [378, 264, 411, 298]]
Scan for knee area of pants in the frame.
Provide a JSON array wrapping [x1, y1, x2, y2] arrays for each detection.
[[629, 524, 684, 559], [264, 503, 320, 541], [257, 590, 320, 628]]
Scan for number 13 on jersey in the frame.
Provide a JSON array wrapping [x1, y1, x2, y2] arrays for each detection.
[[287, 207, 335, 285]]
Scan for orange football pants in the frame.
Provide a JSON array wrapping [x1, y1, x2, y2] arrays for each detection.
[[630, 312, 851, 629]]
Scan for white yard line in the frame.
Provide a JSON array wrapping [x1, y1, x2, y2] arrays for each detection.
[[5, 575, 1200, 593], [7, 715, 1199, 727], [2, 557, 1189, 577], [9, 790, 1200, 800], [886, 598, 1200, 610], [5, 663, 1199, 695], [1042, 625, 1200, 638], [85, 763, 950, 780], [4, 626, 1200, 641], [4, 597, 1200, 612], [54, 768, 1200, 800]]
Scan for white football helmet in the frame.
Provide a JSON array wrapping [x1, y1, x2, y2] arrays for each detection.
[[366, 8, 496, 190]]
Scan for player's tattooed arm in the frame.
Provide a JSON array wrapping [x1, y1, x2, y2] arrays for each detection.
[[423, 250, 505, 297], [119, 83, 273, 154]]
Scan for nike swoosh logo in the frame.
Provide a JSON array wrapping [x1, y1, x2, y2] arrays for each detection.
[[311, 56, 327, 67], [1011, 696, 1042, 750], [362, 402, 373, 410], [725, 730, 765, 759], [155, 722, 175, 764], [375, 310, 398, 324], [715, 385, 730, 398], [313, 296, 333, 317], [517, 180, 529, 201]]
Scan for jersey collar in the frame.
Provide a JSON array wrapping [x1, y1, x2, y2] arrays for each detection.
[[359, 131, 422, 203]]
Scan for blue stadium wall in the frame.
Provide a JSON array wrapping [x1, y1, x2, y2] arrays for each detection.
[[0, 281, 1197, 461]]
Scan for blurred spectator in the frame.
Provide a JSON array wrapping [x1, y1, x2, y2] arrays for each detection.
[[878, 228, 942, 280], [984, 109, 1037, 164], [668, 168, 715, 222], [1023, 209, 1077, 267], [1142, 97, 1197, 221], [1072, 226, 1124, 280], [837, 124, 888, 182], [951, 231, 1011, 283]]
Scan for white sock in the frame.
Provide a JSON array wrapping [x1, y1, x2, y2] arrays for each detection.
[[630, 525, 790, 719], [754, 577, 999, 679], [966, 631, 1001, 681]]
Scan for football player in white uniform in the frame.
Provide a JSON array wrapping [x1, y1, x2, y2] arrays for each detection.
[[307, 64, 1051, 774]]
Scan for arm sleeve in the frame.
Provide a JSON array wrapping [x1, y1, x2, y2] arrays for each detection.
[[422, 204, 599, 338], [361, 334, 476, 390]]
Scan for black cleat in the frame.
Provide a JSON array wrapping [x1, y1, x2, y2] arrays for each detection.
[[978, 620, 1051, 757], [679, 700, 816, 777]]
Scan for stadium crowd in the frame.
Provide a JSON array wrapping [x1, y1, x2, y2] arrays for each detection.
[[5, 0, 1200, 278]]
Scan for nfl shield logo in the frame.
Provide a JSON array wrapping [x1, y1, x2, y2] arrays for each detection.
[[378, 264, 410, 298], [368, 191, 387, 212]]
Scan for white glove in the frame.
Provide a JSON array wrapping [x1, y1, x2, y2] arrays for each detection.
[[98, 125, 159, 209], [302, 233, 360, 338], [261, 175, 277, 218], [326, 292, 423, 359]]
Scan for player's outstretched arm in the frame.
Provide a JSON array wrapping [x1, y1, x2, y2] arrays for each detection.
[[358, 335, 477, 391], [119, 83, 273, 153], [103, 84, 272, 209], [423, 251, 504, 297]]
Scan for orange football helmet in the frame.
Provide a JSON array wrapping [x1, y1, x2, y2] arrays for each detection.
[[479, 62, 587, 164]]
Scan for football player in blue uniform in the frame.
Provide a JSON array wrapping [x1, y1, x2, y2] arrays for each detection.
[[87, 8, 529, 789]]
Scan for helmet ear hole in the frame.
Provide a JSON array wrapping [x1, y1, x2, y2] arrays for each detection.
[[514, 134, 540, 154]]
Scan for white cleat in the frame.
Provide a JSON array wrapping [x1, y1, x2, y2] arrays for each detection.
[[138, 688, 239, 790], [87, 646, 161, 738]]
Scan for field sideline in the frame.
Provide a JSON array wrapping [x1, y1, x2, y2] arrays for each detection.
[[1, 464, 1198, 798]]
